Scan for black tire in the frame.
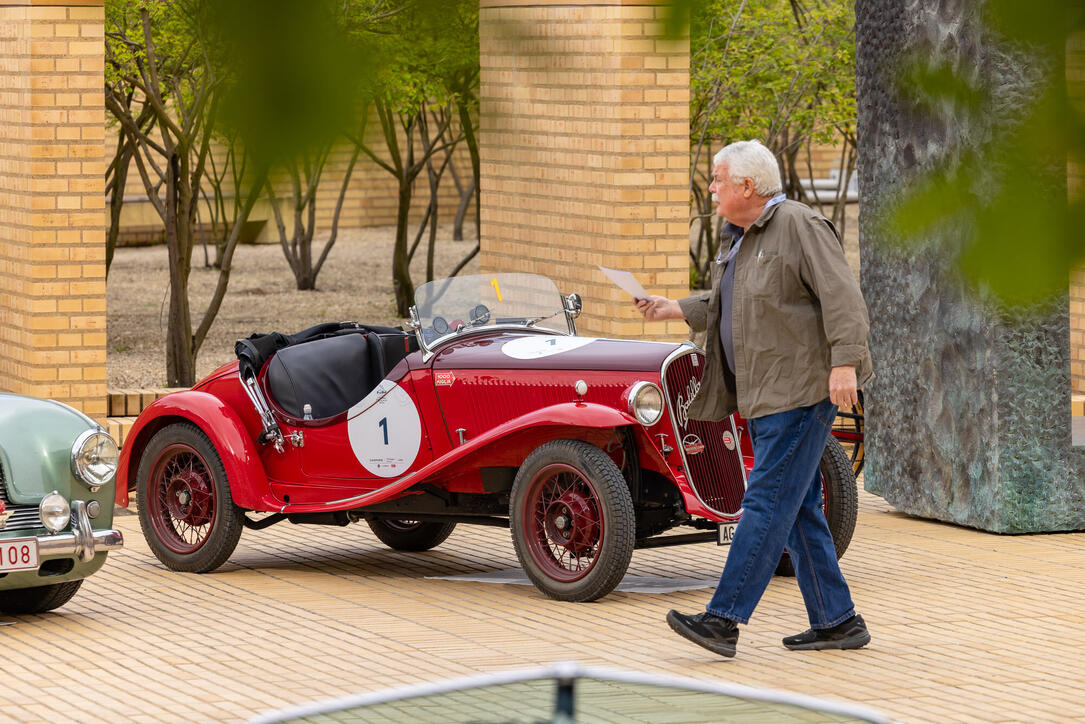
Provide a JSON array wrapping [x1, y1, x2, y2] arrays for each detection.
[[509, 439, 635, 602], [136, 422, 245, 573], [775, 436, 859, 577], [366, 518, 457, 551], [0, 580, 83, 615]]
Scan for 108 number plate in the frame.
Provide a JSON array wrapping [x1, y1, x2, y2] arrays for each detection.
[[0, 538, 39, 572]]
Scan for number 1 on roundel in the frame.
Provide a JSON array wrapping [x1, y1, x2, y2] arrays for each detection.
[[378, 417, 388, 445], [490, 278, 502, 302]]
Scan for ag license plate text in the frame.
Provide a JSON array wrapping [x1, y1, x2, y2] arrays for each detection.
[[717, 522, 737, 546]]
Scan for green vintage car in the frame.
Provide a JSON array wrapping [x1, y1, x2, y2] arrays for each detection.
[[0, 393, 124, 614]]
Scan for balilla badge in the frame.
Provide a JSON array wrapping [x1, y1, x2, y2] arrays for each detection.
[[682, 434, 705, 455], [675, 376, 701, 428]]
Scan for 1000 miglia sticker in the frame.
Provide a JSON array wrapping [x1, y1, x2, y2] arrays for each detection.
[[501, 336, 594, 360], [346, 381, 421, 478]]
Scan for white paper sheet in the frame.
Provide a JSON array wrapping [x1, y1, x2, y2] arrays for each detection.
[[598, 265, 649, 301]]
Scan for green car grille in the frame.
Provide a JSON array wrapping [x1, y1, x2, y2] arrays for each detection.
[[0, 464, 44, 532]]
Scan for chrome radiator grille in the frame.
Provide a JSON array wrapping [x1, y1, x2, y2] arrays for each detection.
[[661, 349, 746, 517], [0, 464, 44, 532]]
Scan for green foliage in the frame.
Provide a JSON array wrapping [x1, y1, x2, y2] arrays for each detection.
[[687, 0, 856, 288], [342, 0, 481, 315], [889, 0, 1085, 306], [343, 0, 478, 117], [690, 0, 855, 150], [105, 0, 195, 90], [209, 0, 368, 169], [105, 0, 272, 385]]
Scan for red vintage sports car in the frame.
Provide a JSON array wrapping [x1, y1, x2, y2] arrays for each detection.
[[115, 273, 857, 601]]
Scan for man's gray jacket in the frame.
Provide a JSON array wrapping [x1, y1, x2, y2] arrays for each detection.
[[677, 199, 873, 421]]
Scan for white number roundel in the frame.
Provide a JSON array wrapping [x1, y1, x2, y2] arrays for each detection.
[[501, 336, 594, 360], [346, 381, 422, 478]]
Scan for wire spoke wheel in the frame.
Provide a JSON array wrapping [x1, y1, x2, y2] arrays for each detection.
[[510, 440, 634, 602], [528, 464, 603, 581], [149, 443, 216, 554], [136, 423, 244, 573]]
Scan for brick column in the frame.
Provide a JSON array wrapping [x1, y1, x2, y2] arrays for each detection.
[[0, 0, 106, 419], [479, 0, 689, 340]]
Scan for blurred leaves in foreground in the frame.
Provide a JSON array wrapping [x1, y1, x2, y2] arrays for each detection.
[[886, 0, 1085, 308], [209, 0, 368, 170]]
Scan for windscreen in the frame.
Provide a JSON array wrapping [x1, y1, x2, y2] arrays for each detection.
[[413, 273, 569, 345]]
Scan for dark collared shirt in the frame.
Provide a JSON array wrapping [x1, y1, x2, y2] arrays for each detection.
[[718, 194, 786, 374]]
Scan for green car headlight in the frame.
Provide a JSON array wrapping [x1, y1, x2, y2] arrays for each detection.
[[71, 429, 119, 490], [627, 382, 664, 427], [39, 491, 70, 534]]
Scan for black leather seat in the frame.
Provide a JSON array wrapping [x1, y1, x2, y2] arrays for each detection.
[[266, 334, 380, 420], [263, 331, 419, 420], [370, 333, 415, 377]]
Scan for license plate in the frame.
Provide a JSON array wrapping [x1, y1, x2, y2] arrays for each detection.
[[717, 522, 738, 546], [0, 538, 39, 572]]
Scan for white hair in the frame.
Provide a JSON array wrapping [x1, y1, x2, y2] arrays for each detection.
[[713, 141, 782, 197]]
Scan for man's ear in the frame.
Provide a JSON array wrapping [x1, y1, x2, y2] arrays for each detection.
[[742, 178, 755, 198]]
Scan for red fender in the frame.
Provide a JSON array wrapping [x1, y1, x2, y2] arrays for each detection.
[[279, 401, 639, 514], [115, 391, 267, 510]]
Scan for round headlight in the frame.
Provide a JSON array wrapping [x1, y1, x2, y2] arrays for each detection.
[[39, 492, 70, 534], [71, 429, 119, 490], [627, 382, 664, 426]]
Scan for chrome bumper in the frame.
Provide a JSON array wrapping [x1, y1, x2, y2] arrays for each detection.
[[36, 500, 124, 563]]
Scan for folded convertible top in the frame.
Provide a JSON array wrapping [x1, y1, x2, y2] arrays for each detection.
[[234, 321, 405, 380]]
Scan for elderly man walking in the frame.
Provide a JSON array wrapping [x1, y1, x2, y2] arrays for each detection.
[[635, 140, 873, 658]]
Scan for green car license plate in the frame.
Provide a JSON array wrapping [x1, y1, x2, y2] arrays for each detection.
[[0, 538, 39, 572]]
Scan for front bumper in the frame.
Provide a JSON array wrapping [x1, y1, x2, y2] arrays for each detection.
[[35, 500, 124, 563]]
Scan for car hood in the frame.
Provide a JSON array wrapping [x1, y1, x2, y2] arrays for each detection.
[[0, 393, 96, 501], [429, 333, 684, 371]]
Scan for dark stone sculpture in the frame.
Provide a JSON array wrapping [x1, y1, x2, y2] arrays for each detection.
[[855, 0, 1085, 532]]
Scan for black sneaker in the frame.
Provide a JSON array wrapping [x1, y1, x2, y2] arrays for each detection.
[[783, 614, 871, 651], [666, 610, 739, 658]]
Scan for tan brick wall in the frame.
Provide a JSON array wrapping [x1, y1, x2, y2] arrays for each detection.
[[479, 0, 689, 340], [0, 2, 106, 420], [805, 141, 847, 180]]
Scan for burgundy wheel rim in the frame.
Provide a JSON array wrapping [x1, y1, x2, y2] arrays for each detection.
[[522, 463, 604, 582], [147, 443, 217, 554]]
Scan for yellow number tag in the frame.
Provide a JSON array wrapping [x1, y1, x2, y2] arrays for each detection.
[[490, 278, 502, 302]]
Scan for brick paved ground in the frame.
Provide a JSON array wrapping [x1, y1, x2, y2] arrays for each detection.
[[0, 486, 1082, 723]]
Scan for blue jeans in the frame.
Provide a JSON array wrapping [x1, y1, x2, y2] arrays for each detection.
[[706, 398, 856, 628]]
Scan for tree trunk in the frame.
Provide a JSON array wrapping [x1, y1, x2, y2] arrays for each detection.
[[457, 99, 481, 241], [106, 133, 134, 277], [453, 177, 474, 242], [164, 153, 196, 387], [393, 179, 414, 316]]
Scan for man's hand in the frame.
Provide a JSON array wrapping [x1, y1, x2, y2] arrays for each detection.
[[828, 365, 858, 408], [634, 295, 685, 322]]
